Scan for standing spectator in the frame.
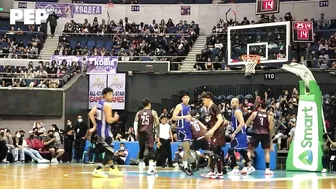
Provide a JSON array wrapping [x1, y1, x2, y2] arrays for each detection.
[[74, 115, 89, 162], [0, 129, 8, 163], [64, 119, 75, 162], [43, 130, 65, 163], [47, 12, 59, 37], [13, 131, 25, 163], [112, 143, 128, 165], [51, 124, 63, 149], [157, 115, 173, 168]]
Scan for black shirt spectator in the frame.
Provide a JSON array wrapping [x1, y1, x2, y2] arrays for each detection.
[[74, 115, 88, 162]]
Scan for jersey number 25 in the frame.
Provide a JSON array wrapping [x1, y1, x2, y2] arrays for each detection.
[[141, 115, 149, 125]]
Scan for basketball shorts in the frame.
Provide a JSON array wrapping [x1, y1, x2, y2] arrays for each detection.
[[177, 129, 192, 142], [138, 131, 155, 148], [96, 136, 114, 153], [250, 134, 271, 149], [230, 132, 248, 149], [190, 137, 210, 151], [210, 126, 226, 149]]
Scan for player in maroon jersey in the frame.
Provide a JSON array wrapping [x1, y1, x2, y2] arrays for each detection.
[[134, 98, 160, 175], [246, 102, 274, 175], [200, 92, 227, 179]]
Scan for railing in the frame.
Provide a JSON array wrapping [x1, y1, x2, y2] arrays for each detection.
[[61, 32, 193, 37]]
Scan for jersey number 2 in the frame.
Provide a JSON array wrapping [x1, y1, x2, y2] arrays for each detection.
[[141, 115, 149, 125]]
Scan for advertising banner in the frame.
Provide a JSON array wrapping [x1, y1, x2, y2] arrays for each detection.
[[88, 74, 107, 109], [107, 73, 126, 110], [86, 56, 118, 75], [88, 73, 125, 110], [35, 2, 73, 18], [51, 55, 83, 67], [73, 4, 102, 14]]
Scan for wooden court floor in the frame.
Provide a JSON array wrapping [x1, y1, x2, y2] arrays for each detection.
[[0, 164, 335, 189]]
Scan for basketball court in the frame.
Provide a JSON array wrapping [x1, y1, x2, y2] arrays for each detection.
[[0, 164, 335, 189]]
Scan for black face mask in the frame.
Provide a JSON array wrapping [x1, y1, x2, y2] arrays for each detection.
[[29, 135, 34, 138], [21, 134, 24, 138], [178, 148, 183, 151], [49, 134, 54, 138]]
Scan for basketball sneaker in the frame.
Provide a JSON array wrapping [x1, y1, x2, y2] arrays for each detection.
[[109, 165, 123, 176], [92, 168, 108, 178], [228, 168, 240, 175], [321, 168, 327, 173], [139, 161, 145, 174], [200, 171, 216, 178], [265, 168, 273, 175], [210, 173, 224, 179], [241, 166, 256, 175], [147, 169, 157, 175], [181, 167, 193, 176]]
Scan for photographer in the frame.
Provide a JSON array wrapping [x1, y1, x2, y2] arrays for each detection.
[[321, 134, 336, 173]]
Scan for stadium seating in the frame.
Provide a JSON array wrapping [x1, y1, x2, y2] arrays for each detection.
[[80, 0, 212, 4], [57, 19, 199, 63]]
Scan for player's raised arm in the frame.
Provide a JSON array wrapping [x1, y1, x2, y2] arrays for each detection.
[[232, 110, 245, 134], [246, 112, 257, 126], [103, 102, 119, 124], [88, 106, 97, 133], [172, 104, 189, 120], [133, 111, 140, 136]]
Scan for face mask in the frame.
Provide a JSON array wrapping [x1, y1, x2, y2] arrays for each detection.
[[120, 147, 125, 150], [49, 134, 54, 138], [29, 135, 34, 138], [20, 134, 24, 138], [178, 148, 183, 151], [16, 134, 21, 138], [78, 119, 82, 123], [67, 122, 71, 126]]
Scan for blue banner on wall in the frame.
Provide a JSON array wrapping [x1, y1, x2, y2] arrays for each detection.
[[73, 4, 102, 14]]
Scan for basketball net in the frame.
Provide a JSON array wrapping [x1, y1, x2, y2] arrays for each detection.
[[242, 55, 260, 77]]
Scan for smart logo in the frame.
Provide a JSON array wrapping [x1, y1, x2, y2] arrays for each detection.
[[298, 150, 313, 165], [293, 101, 319, 171]]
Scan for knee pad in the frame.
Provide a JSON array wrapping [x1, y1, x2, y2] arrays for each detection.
[[147, 148, 155, 160]]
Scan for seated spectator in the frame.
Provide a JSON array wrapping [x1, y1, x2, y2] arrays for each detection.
[[4, 129, 18, 163], [23, 131, 49, 163], [33, 122, 47, 136], [112, 143, 128, 165], [115, 133, 126, 141], [13, 131, 25, 163], [43, 130, 65, 163], [0, 129, 8, 163]]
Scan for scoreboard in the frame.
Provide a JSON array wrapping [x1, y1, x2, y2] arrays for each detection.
[[256, 0, 279, 15], [292, 21, 314, 42]]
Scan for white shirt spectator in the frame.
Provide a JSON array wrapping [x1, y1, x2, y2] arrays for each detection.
[[159, 123, 171, 140], [319, 43, 328, 51], [214, 42, 223, 49], [115, 148, 128, 162]]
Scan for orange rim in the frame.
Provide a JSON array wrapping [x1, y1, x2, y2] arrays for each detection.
[[241, 55, 261, 64]]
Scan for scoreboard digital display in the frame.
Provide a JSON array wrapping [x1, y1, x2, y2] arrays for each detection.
[[256, 0, 279, 15], [292, 21, 314, 42]]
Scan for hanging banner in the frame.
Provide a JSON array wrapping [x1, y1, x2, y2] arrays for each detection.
[[86, 56, 118, 74], [107, 74, 126, 110], [73, 4, 102, 15], [35, 3, 73, 18], [51, 55, 83, 67], [88, 74, 107, 109]]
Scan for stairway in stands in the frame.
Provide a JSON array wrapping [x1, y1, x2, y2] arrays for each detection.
[[180, 36, 207, 71], [40, 36, 59, 60]]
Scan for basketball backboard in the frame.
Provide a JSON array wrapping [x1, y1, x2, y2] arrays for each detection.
[[227, 22, 291, 66], [256, 0, 280, 15]]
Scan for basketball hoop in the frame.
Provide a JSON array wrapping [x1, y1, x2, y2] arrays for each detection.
[[242, 54, 260, 77]]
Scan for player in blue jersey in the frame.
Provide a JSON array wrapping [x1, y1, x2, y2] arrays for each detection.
[[172, 93, 193, 175], [228, 98, 255, 175], [88, 87, 122, 178]]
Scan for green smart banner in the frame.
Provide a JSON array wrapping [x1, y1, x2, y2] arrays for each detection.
[[286, 80, 324, 171]]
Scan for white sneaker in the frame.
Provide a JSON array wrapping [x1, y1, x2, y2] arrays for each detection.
[[51, 158, 58, 163], [247, 166, 256, 175], [240, 167, 249, 174], [139, 162, 145, 174], [43, 159, 50, 163], [228, 168, 240, 175], [200, 171, 216, 178], [265, 168, 273, 175], [147, 169, 157, 175], [321, 168, 327, 173], [210, 173, 224, 179]]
